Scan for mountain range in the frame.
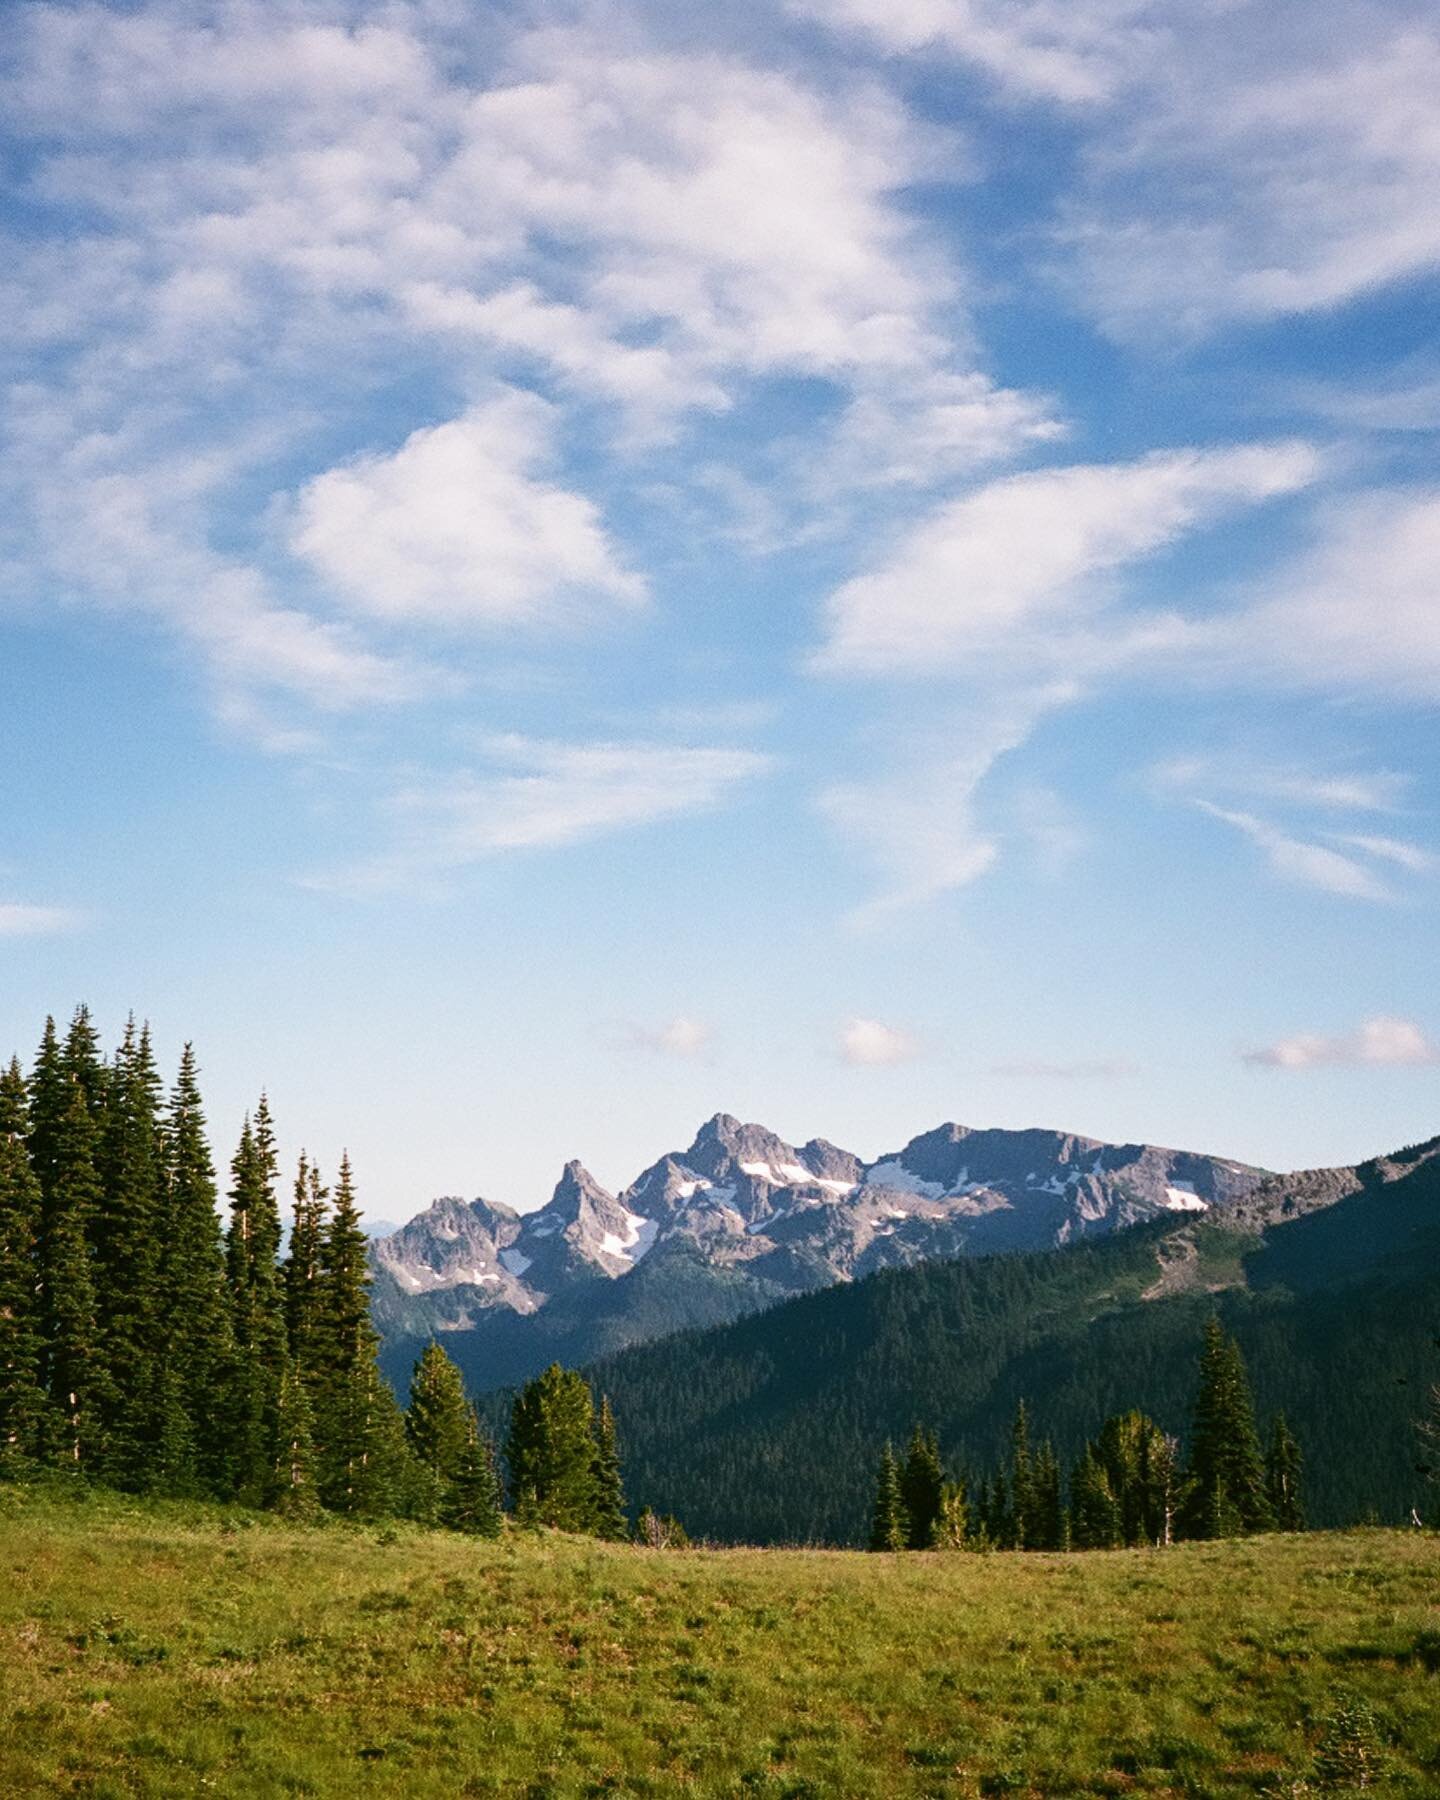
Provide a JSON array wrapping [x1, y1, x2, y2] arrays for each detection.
[[373, 1110, 1266, 1393], [536, 1130, 1440, 1543]]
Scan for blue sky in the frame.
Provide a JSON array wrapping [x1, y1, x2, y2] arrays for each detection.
[[3, 0, 1438, 1218]]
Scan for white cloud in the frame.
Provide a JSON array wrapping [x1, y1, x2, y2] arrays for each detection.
[[630, 1017, 712, 1059], [1069, 27, 1440, 338], [309, 736, 773, 891], [1195, 803, 1395, 902], [838, 1017, 921, 1065], [1151, 756, 1410, 816], [813, 442, 1320, 676], [289, 392, 644, 628], [0, 902, 87, 937], [1244, 1016, 1440, 1070], [1227, 489, 1440, 702], [791, 0, 1163, 103], [1328, 834, 1436, 874]]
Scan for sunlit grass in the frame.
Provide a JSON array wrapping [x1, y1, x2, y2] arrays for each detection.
[[3, 1483, 1437, 1796]]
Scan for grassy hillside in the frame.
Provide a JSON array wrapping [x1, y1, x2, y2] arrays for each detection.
[[3, 1485, 1438, 1797], [568, 1158, 1440, 1544]]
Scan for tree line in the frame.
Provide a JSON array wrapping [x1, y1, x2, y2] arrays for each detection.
[[868, 1319, 1304, 1550], [0, 1007, 645, 1541]]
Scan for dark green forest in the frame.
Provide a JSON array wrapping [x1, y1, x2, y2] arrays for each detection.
[[521, 1151, 1439, 1545]]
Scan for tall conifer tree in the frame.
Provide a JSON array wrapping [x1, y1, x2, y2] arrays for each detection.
[[1265, 1412, 1305, 1531], [38, 1085, 107, 1467], [283, 1154, 327, 1378], [226, 1099, 288, 1501], [27, 1017, 67, 1210], [507, 1363, 602, 1530], [900, 1426, 944, 1549], [443, 1421, 504, 1537], [1183, 1319, 1274, 1538], [590, 1396, 628, 1541], [867, 1442, 909, 1551], [93, 1019, 165, 1486], [0, 1060, 46, 1461], [160, 1044, 235, 1492]]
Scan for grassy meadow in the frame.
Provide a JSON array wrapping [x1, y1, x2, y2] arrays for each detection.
[[2, 1485, 1438, 1798]]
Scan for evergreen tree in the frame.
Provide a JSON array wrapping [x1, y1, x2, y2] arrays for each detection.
[[590, 1396, 628, 1541], [984, 1468, 1012, 1547], [406, 1340, 475, 1483], [1070, 1445, 1122, 1549], [270, 1358, 321, 1520], [1265, 1412, 1305, 1531], [1182, 1319, 1274, 1538], [160, 1044, 235, 1493], [1138, 1425, 1183, 1547], [899, 1425, 944, 1549], [1008, 1401, 1036, 1549], [148, 1354, 201, 1497], [37, 1085, 107, 1467], [27, 1017, 67, 1208], [226, 1099, 288, 1502], [62, 1005, 108, 1119], [313, 1152, 392, 1512], [507, 1363, 603, 1530], [0, 1061, 46, 1462], [443, 1421, 504, 1537], [934, 1478, 970, 1550], [283, 1154, 327, 1378], [1031, 1440, 1067, 1550], [867, 1442, 909, 1551], [92, 1020, 165, 1488]]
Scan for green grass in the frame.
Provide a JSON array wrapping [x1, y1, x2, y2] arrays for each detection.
[[3, 1485, 1438, 1797]]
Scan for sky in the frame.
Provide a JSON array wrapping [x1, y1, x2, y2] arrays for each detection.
[[2, 0, 1438, 1220]]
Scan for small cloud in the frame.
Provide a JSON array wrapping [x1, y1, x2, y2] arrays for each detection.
[[1244, 1015, 1440, 1070], [629, 1016, 712, 1060], [1151, 755, 1409, 815], [0, 902, 87, 937], [990, 1058, 1137, 1079], [838, 1017, 921, 1066], [1327, 833, 1436, 874], [1195, 803, 1394, 902]]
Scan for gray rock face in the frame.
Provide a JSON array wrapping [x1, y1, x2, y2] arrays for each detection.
[[370, 1112, 1271, 1346]]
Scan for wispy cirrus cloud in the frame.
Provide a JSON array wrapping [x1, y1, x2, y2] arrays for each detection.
[[1194, 803, 1399, 903], [812, 442, 1320, 677], [1244, 1016, 1440, 1070], [307, 736, 773, 894]]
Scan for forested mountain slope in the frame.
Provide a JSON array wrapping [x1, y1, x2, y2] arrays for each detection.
[[555, 1137, 1440, 1545]]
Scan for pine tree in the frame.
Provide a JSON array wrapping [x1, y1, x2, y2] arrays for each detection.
[[1031, 1440, 1067, 1550], [0, 1061, 46, 1463], [226, 1099, 288, 1502], [443, 1422, 504, 1536], [270, 1358, 321, 1520], [313, 1152, 390, 1512], [900, 1426, 944, 1549], [406, 1341, 475, 1482], [867, 1442, 909, 1551], [283, 1154, 327, 1378], [590, 1396, 628, 1541], [27, 1017, 67, 1210], [37, 1085, 108, 1467], [1009, 1401, 1036, 1549], [934, 1479, 970, 1550], [1070, 1445, 1122, 1549], [1265, 1412, 1305, 1531], [92, 1020, 165, 1488], [1182, 1318, 1274, 1538], [507, 1363, 602, 1530], [62, 1005, 108, 1120], [1138, 1425, 1183, 1547], [160, 1044, 235, 1494]]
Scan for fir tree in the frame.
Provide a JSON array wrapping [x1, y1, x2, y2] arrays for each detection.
[[1138, 1425, 1183, 1547], [160, 1044, 235, 1493], [283, 1154, 327, 1378], [270, 1358, 321, 1520], [507, 1363, 602, 1530], [27, 1017, 67, 1209], [1265, 1412, 1305, 1531], [92, 1019, 165, 1488], [1182, 1318, 1274, 1538], [899, 1426, 944, 1549], [443, 1422, 504, 1537], [1070, 1445, 1122, 1549], [1009, 1401, 1036, 1549], [590, 1396, 628, 1541], [405, 1340, 476, 1483], [867, 1442, 909, 1551], [1031, 1440, 1067, 1550], [37, 1085, 108, 1467], [934, 1478, 970, 1550], [0, 1061, 46, 1462], [62, 1005, 108, 1119], [148, 1354, 201, 1497], [226, 1099, 288, 1502], [313, 1152, 391, 1512]]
